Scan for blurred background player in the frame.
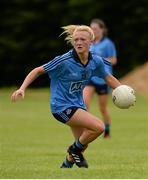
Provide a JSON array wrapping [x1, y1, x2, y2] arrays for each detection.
[[83, 19, 117, 138]]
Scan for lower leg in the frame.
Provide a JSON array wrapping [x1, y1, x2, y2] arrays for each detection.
[[69, 125, 104, 157], [79, 128, 104, 145], [65, 109, 105, 167], [99, 95, 111, 137], [61, 127, 88, 168], [71, 126, 103, 148], [103, 112, 111, 136], [67, 128, 104, 168], [67, 139, 89, 168], [102, 110, 111, 137]]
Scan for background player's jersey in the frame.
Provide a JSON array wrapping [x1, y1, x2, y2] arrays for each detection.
[[90, 37, 117, 85], [43, 49, 111, 113]]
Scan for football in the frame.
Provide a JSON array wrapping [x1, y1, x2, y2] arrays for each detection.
[[112, 85, 136, 109]]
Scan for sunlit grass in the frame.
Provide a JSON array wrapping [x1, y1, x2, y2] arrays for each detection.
[[0, 88, 148, 178]]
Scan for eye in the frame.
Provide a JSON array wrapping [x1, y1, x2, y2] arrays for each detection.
[[74, 38, 78, 42]]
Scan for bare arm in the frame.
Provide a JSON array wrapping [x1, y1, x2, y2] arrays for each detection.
[[11, 66, 45, 102], [105, 74, 121, 89], [107, 57, 117, 65]]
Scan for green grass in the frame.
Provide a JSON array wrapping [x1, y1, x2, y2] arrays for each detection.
[[0, 88, 148, 178]]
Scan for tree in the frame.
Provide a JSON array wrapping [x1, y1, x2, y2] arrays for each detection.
[[0, 0, 147, 86]]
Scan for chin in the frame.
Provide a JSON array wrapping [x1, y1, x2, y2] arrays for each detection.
[[76, 49, 84, 53]]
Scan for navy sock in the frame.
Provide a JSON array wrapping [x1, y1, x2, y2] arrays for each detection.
[[105, 124, 110, 134], [72, 139, 85, 151]]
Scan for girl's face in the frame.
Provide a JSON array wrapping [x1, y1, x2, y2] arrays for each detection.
[[73, 31, 92, 54], [90, 22, 104, 38]]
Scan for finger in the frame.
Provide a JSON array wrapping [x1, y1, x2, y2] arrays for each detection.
[[11, 92, 17, 102], [11, 93, 15, 102], [11, 94, 16, 102], [11, 95, 15, 102], [20, 91, 24, 99]]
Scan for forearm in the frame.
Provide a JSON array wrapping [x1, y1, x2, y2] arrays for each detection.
[[105, 75, 121, 89], [19, 67, 45, 91]]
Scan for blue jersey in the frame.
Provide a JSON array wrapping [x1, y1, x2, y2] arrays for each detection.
[[90, 37, 117, 85], [42, 49, 111, 113]]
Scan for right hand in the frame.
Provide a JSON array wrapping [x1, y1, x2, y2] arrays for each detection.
[[11, 89, 25, 102]]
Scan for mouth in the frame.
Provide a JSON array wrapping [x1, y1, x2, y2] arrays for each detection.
[[77, 46, 83, 50]]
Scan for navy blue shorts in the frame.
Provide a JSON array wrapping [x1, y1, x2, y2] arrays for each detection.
[[52, 107, 79, 124], [87, 81, 110, 95]]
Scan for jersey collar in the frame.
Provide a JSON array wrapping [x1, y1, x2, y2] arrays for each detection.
[[72, 49, 92, 67]]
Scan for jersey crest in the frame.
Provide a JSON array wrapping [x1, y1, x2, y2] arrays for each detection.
[[69, 81, 84, 94]]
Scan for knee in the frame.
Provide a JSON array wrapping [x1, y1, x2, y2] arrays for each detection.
[[98, 122, 105, 134]]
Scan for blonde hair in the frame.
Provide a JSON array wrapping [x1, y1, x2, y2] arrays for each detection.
[[61, 25, 95, 45]]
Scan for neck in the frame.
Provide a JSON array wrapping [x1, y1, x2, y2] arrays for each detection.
[[94, 35, 103, 43], [78, 52, 89, 65]]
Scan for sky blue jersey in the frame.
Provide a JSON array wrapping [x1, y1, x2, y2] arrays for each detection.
[[42, 49, 111, 113], [90, 37, 117, 85]]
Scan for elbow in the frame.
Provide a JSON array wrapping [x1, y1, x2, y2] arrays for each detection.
[[110, 57, 117, 65], [112, 61, 117, 65], [34, 67, 45, 75]]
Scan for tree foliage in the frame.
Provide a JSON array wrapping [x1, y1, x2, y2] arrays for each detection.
[[0, 0, 147, 86]]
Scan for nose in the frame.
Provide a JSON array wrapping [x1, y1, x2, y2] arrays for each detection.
[[76, 39, 82, 45]]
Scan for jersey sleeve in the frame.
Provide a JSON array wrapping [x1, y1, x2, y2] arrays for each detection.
[[42, 56, 62, 76], [93, 57, 111, 78], [106, 41, 117, 57]]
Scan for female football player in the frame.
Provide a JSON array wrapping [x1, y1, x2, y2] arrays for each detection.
[[83, 19, 117, 138], [11, 25, 121, 168]]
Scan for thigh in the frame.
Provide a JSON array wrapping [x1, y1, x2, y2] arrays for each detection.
[[66, 108, 104, 131]]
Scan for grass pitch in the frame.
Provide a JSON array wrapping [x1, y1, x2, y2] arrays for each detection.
[[0, 88, 148, 178]]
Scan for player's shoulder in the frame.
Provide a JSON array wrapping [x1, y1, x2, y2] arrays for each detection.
[[91, 51, 103, 60], [43, 50, 73, 71], [91, 52, 104, 64], [91, 51, 111, 66], [103, 37, 115, 46], [53, 50, 73, 62], [46, 50, 73, 68]]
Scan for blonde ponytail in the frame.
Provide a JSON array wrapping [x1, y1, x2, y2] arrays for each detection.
[[61, 25, 79, 45], [61, 25, 94, 46]]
